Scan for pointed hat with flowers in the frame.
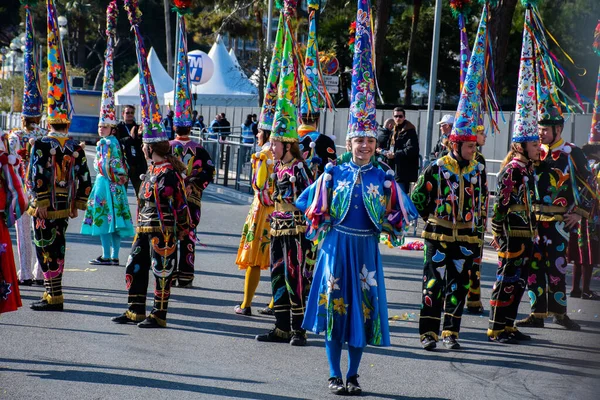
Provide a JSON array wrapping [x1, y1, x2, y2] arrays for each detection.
[[21, 0, 43, 119], [99, 0, 118, 127]]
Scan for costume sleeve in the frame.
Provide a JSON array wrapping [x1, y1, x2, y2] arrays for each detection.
[[294, 161, 314, 195], [75, 144, 92, 210], [251, 152, 274, 206], [297, 164, 332, 242], [382, 174, 419, 246], [491, 167, 512, 238], [410, 163, 436, 220], [28, 141, 51, 208], [186, 146, 215, 192], [479, 160, 489, 228], [159, 172, 190, 236], [570, 147, 594, 218]]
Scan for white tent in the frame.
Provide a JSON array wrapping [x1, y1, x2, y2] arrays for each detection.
[[228, 48, 249, 79], [115, 47, 173, 106], [164, 36, 258, 107]]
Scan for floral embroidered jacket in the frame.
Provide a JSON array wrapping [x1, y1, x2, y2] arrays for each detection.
[[535, 139, 593, 221], [411, 153, 487, 245], [296, 161, 418, 246], [270, 158, 313, 237], [27, 134, 92, 219], [8, 126, 46, 181], [137, 161, 190, 237], [169, 137, 215, 206], [491, 157, 537, 238]]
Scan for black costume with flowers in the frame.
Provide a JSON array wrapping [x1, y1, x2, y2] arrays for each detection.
[[27, 134, 92, 305], [124, 161, 190, 326], [411, 153, 487, 341]]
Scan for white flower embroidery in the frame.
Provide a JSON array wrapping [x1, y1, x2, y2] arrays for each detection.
[[336, 179, 350, 191], [327, 274, 341, 293], [360, 264, 377, 291], [366, 183, 380, 197]]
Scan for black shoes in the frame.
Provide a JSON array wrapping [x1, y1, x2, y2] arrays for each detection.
[[178, 281, 193, 288], [89, 256, 112, 266], [346, 375, 362, 395], [466, 305, 485, 315], [111, 258, 119, 266], [290, 330, 307, 346], [34, 279, 44, 285], [30, 300, 63, 311], [258, 306, 274, 316], [509, 330, 531, 341], [570, 290, 582, 298], [553, 314, 580, 331], [442, 335, 461, 349], [328, 377, 346, 395], [19, 279, 33, 286], [255, 328, 291, 343], [137, 317, 164, 328], [234, 304, 252, 316], [488, 331, 518, 344], [516, 315, 545, 328], [421, 335, 437, 351], [111, 312, 138, 324], [582, 291, 600, 300]]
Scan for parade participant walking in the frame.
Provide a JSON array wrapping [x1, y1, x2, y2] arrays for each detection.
[[516, 1, 592, 331], [81, 1, 134, 267], [7, 0, 45, 286], [0, 132, 28, 315], [298, 0, 336, 179], [412, 2, 491, 350], [233, 9, 284, 316], [488, 11, 540, 343], [298, 0, 418, 392], [27, 0, 92, 312], [169, 2, 214, 288], [111, 0, 190, 328], [116, 105, 146, 196], [255, 2, 314, 344]]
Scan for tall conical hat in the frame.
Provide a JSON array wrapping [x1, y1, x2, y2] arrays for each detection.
[[449, 0, 473, 92], [300, 0, 321, 119], [271, 24, 299, 142], [98, 0, 118, 127], [173, 2, 192, 128], [46, 0, 73, 124], [450, 3, 490, 142], [21, 1, 43, 119], [124, 0, 168, 143], [512, 7, 539, 143], [258, 4, 285, 132], [347, 0, 377, 139], [590, 20, 600, 144]]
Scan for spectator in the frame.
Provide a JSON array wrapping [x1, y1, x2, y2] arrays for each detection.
[[209, 114, 222, 139], [388, 107, 420, 194], [431, 114, 454, 160], [377, 117, 395, 155], [163, 110, 175, 140], [116, 105, 147, 196], [251, 113, 259, 138], [219, 112, 231, 138], [241, 114, 255, 144]]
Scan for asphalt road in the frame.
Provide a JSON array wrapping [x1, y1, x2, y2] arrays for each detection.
[[1, 150, 599, 399]]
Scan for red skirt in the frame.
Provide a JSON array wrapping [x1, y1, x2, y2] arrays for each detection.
[[0, 218, 22, 314]]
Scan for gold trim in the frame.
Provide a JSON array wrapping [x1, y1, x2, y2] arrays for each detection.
[[421, 231, 482, 245], [136, 226, 174, 233], [274, 202, 299, 212], [466, 301, 482, 308], [149, 314, 167, 327], [125, 310, 146, 322], [534, 205, 568, 213], [536, 215, 563, 222], [573, 207, 590, 220], [42, 292, 64, 305], [270, 226, 307, 237], [428, 216, 473, 229], [441, 330, 459, 339], [75, 200, 87, 210], [420, 332, 439, 342], [487, 329, 505, 338], [507, 205, 527, 212], [507, 229, 537, 238], [531, 312, 548, 318]]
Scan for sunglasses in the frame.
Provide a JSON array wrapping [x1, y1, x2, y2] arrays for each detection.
[[124, 112, 134, 115], [394, 115, 404, 119]]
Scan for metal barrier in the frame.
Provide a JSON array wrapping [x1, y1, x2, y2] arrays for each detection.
[[191, 127, 255, 193]]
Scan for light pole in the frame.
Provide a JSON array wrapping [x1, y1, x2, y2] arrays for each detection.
[[424, 0, 443, 163]]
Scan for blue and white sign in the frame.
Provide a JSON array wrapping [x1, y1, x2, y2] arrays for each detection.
[[188, 50, 214, 85]]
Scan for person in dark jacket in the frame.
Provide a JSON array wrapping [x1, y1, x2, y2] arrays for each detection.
[[377, 118, 395, 153], [387, 107, 420, 194], [116, 105, 147, 196], [219, 112, 231, 138]]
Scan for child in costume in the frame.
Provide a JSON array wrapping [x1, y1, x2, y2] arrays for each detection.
[[82, 1, 134, 266], [111, 0, 190, 328]]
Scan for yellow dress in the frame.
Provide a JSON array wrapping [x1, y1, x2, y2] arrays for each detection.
[[235, 144, 274, 270]]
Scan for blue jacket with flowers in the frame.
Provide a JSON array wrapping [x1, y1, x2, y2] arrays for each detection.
[[296, 161, 418, 246]]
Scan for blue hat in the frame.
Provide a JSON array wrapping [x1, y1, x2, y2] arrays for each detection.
[[21, 1, 43, 119], [347, 0, 378, 139]]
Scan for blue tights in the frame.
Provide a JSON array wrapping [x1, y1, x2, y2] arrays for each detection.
[[325, 340, 364, 379], [100, 232, 121, 259]]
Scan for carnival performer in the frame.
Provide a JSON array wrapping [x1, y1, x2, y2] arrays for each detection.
[[111, 0, 190, 328], [255, 3, 315, 344], [412, 2, 490, 350], [298, 0, 337, 179], [516, 1, 593, 331], [297, 1, 417, 393], [81, 1, 134, 266], [0, 133, 28, 315], [27, 0, 92, 312], [569, 23, 600, 301], [169, 1, 214, 288], [7, 0, 45, 286], [488, 10, 540, 343], [233, 8, 284, 316]]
